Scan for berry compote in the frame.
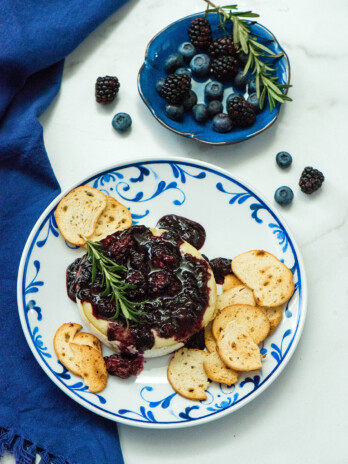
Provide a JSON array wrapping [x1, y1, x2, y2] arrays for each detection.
[[208, 257, 233, 284], [156, 214, 206, 250], [66, 225, 212, 356]]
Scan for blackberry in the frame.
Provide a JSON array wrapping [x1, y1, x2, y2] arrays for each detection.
[[227, 95, 256, 128], [159, 74, 191, 104], [299, 167, 325, 194], [208, 35, 237, 58], [187, 17, 213, 50], [210, 55, 239, 82], [95, 76, 120, 104]]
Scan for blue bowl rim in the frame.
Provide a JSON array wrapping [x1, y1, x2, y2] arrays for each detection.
[[137, 11, 291, 146]]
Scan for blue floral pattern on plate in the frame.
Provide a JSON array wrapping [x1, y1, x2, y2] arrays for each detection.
[[18, 158, 306, 428], [138, 12, 290, 145]]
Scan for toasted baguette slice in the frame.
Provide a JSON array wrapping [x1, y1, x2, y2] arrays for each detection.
[[217, 322, 262, 372], [204, 322, 216, 353], [260, 306, 283, 335], [167, 348, 209, 401], [203, 352, 239, 386], [73, 332, 102, 352], [87, 195, 132, 242], [70, 343, 108, 393], [53, 323, 83, 375], [216, 285, 255, 313], [222, 274, 243, 293], [232, 250, 295, 307], [55, 186, 106, 246], [212, 304, 270, 344]]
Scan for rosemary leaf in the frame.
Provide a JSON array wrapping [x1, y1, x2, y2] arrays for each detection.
[[249, 39, 277, 55], [243, 52, 253, 75], [84, 238, 145, 323], [259, 86, 267, 109], [203, 1, 292, 110]]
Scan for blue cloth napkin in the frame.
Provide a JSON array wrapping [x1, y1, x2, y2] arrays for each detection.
[[0, 1, 129, 463]]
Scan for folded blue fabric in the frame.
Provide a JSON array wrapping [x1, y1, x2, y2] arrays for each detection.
[[0, 1, 129, 463]]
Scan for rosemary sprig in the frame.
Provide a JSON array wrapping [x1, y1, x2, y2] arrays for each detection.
[[203, 1, 292, 112], [84, 238, 144, 324]]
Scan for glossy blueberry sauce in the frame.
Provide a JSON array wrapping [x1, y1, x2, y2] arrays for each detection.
[[156, 214, 206, 250], [104, 352, 144, 379], [184, 329, 205, 350], [208, 257, 233, 284], [66, 225, 211, 354]]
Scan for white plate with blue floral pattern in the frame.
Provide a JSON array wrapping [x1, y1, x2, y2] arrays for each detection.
[[18, 157, 307, 429]]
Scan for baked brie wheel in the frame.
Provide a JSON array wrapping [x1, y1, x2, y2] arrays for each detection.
[[67, 226, 217, 358]]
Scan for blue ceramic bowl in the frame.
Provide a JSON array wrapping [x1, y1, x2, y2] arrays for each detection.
[[138, 12, 290, 145]]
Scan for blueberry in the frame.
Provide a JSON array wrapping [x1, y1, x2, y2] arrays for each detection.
[[156, 78, 165, 94], [192, 104, 209, 123], [274, 186, 294, 205], [182, 91, 197, 111], [175, 67, 192, 77], [205, 81, 224, 101], [164, 53, 184, 73], [276, 151, 293, 168], [238, 51, 249, 67], [177, 42, 196, 62], [165, 104, 184, 121], [112, 113, 132, 132], [248, 78, 264, 95], [212, 113, 233, 133], [247, 93, 262, 113], [207, 100, 223, 117], [233, 71, 248, 91], [190, 54, 210, 77]]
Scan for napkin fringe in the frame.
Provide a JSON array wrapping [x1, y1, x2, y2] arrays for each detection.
[[0, 428, 69, 464]]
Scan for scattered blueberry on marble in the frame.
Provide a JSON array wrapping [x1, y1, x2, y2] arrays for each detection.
[[234, 71, 248, 91], [192, 104, 209, 122], [274, 186, 294, 205], [190, 54, 210, 77], [207, 100, 223, 117], [182, 91, 197, 111], [276, 151, 293, 168], [205, 81, 224, 101], [164, 53, 184, 73], [177, 42, 196, 62], [212, 113, 233, 133], [165, 104, 184, 121], [112, 113, 132, 132]]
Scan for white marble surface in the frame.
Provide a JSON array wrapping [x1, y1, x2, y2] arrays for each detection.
[[6, 0, 348, 462]]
